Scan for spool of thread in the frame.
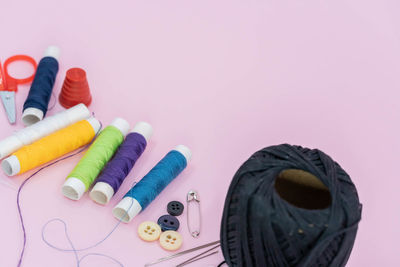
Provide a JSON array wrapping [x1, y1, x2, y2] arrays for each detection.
[[90, 122, 153, 205], [59, 68, 92, 108], [62, 118, 130, 200], [220, 144, 362, 267], [112, 145, 191, 223], [1, 118, 100, 176], [0, 104, 90, 159], [22, 46, 60, 126]]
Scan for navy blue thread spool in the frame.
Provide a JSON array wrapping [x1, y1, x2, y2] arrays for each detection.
[[22, 46, 60, 126]]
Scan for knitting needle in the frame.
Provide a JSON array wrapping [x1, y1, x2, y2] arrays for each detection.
[[176, 244, 220, 267], [144, 240, 220, 266]]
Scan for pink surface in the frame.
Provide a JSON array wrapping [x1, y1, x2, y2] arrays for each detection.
[[0, 0, 399, 266]]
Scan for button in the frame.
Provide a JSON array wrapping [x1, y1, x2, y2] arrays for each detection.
[[159, 230, 183, 251], [167, 201, 184, 216], [138, 221, 161, 242], [157, 214, 180, 231]]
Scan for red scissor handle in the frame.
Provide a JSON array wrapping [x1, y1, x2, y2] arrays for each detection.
[[2, 55, 37, 92]]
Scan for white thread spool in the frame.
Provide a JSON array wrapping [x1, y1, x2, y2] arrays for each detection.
[[62, 117, 131, 201], [112, 145, 191, 223], [1, 117, 100, 177], [0, 103, 90, 159], [22, 46, 61, 126], [90, 122, 153, 205]]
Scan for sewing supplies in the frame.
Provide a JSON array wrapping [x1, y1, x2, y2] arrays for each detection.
[[159, 230, 183, 251], [187, 190, 201, 238], [59, 67, 92, 108], [1, 118, 100, 176], [177, 251, 219, 267], [62, 117, 130, 200], [15, 131, 103, 267], [0, 103, 90, 159], [167, 201, 184, 216], [112, 145, 192, 223], [220, 144, 362, 267], [138, 221, 162, 242], [90, 121, 153, 205], [0, 55, 37, 124], [176, 244, 220, 267], [22, 46, 60, 126], [158, 215, 180, 232], [144, 240, 221, 266]]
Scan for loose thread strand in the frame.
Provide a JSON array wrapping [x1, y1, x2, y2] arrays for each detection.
[[17, 120, 102, 267]]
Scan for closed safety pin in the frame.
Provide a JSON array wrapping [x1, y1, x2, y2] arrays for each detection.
[[187, 190, 201, 238]]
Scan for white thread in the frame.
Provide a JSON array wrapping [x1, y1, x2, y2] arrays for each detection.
[[0, 104, 90, 159]]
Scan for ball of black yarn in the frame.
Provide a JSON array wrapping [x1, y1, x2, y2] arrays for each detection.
[[220, 144, 362, 267]]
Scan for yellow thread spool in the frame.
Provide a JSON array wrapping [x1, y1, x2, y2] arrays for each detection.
[[1, 118, 100, 176]]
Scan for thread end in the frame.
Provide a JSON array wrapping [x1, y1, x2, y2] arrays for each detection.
[[1, 155, 20, 176], [62, 177, 86, 200], [90, 182, 114, 205], [112, 197, 142, 223], [22, 108, 44, 126], [174, 145, 192, 162], [131, 122, 153, 142], [110, 117, 130, 136], [44, 46, 60, 60], [86, 117, 101, 134]]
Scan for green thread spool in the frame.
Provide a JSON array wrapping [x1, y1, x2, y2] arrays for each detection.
[[62, 118, 130, 200]]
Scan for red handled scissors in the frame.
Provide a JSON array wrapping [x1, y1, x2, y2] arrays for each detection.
[[0, 55, 37, 124]]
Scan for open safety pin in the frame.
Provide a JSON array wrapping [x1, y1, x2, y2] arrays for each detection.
[[187, 190, 201, 238]]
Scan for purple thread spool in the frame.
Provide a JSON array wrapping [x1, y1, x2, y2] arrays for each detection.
[[90, 122, 153, 205]]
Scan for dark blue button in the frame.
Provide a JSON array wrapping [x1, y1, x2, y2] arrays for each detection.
[[167, 201, 184, 216], [157, 215, 180, 232]]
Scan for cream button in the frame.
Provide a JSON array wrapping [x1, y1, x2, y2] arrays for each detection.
[[159, 230, 183, 251], [138, 221, 161, 242]]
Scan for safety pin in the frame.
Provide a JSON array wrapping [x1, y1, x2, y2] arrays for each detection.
[[187, 190, 201, 237], [144, 240, 220, 266], [176, 244, 220, 267]]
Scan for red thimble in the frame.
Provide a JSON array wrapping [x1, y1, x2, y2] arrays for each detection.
[[59, 68, 92, 108]]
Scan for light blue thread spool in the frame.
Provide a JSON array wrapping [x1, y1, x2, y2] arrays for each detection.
[[112, 145, 191, 223]]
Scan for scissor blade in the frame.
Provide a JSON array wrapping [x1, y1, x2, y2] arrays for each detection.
[[0, 91, 16, 124]]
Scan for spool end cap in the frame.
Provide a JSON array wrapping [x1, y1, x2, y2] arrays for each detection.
[[22, 108, 44, 126], [110, 117, 130, 136], [44, 46, 60, 60], [62, 177, 86, 200], [112, 197, 142, 223], [174, 145, 192, 162], [1, 155, 20, 176], [131, 122, 153, 142], [86, 117, 101, 133], [90, 182, 115, 205]]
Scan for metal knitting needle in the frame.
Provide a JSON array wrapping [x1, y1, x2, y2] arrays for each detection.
[[177, 251, 219, 267], [176, 244, 220, 267], [144, 240, 220, 266]]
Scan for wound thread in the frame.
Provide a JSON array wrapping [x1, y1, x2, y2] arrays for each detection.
[[23, 56, 59, 116], [94, 132, 147, 195], [66, 125, 125, 190], [3, 119, 97, 175], [125, 150, 187, 210], [0, 104, 90, 159], [220, 144, 362, 267]]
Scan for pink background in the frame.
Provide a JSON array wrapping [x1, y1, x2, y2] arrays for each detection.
[[0, 0, 399, 266]]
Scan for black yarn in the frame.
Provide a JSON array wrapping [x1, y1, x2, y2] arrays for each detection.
[[23, 56, 59, 116], [220, 144, 362, 267]]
